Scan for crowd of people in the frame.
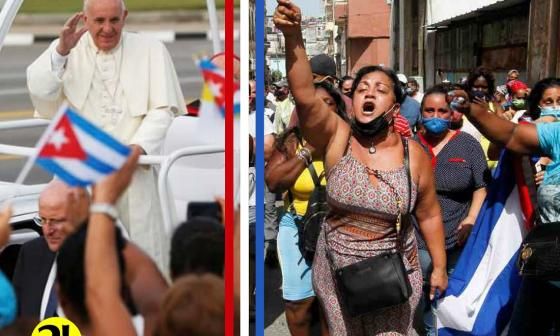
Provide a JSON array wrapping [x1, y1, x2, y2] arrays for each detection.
[[254, 0, 560, 335], [0, 149, 227, 335], [0, 0, 233, 335]]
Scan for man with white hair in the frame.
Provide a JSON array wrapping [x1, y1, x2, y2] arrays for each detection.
[[12, 179, 168, 334], [26, 0, 185, 271], [12, 180, 89, 319]]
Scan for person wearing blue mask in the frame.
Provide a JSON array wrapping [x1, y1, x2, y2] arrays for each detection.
[[527, 78, 560, 124], [414, 84, 490, 336]]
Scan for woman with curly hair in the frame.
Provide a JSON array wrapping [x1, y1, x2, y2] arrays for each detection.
[[273, 1, 447, 334], [266, 81, 347, 336]]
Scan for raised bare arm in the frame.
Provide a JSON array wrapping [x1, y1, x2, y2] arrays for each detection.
[[273, 0, 340, 151], [87, 148, 141, 336], [452, 90, 541, 155]]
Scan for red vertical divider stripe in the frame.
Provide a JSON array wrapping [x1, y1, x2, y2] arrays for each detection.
[[224, 0, 234, 334]]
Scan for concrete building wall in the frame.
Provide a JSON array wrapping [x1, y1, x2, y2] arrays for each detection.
[[347, 0, 391, 37], [348, 38, 391, 75], [345, 0, 391, 73]]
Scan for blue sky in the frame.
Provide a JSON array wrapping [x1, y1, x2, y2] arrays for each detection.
[[266, 0, 324, 18]]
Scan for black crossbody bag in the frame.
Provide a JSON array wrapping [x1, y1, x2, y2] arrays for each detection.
[[325, 138, 413, 317]]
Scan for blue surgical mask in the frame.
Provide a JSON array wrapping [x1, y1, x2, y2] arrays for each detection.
[[422, 117, 450, 135], [540, 105, 560, 118]]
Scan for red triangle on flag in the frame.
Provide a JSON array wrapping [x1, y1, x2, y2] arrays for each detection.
[[38, 115, 87, 160], [203, 70, 226, 107]]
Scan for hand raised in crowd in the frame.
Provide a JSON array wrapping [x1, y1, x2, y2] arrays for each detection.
[[498, 109, 515, 121], [0, 204, 11, 248], [470, 96, 490, 116], [61, 188, 91, 236], [93, 146, 141, 205], [273, 0, 302, 36], [494, 92, 506, 105], [57, 12, 88, 56], [447, 89, 470, 114]]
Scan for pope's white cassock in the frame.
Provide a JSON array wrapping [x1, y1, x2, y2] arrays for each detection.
[[27, 31, 185, 274]]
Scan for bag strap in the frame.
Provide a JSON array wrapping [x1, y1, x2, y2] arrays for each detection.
[[403, 137, 412, 213], [398, 136, 411, 253], [307, 161, 325, 187]]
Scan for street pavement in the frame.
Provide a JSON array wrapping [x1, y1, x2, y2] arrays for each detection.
[[262, 258, 322, 335], [264, 264, 290, 335]]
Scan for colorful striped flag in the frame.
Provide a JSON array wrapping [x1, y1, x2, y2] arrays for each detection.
[[435, 151, 533, 335], [198, 58, 240, 117], [196, 58, 240, 147], [27, 105, 131, 187]]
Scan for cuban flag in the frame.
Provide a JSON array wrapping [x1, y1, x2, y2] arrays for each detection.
[[198, 58, 240, 116], [435, 151, 534, 335], [27, 105, 131, 187], [196, 57, 240, 148]]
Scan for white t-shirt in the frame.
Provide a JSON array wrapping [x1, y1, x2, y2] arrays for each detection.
[[249, 111, 275, 206], [266, 92, 276, 104], [412, 92, 424, 103]]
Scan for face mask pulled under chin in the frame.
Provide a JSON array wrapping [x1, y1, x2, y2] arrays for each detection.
[[351, 105, 396, 137]]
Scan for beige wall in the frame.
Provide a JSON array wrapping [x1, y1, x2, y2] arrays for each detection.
[[347, 0, 390, 38], [345, 0, 391, 74], [348, 38, 390, 75]]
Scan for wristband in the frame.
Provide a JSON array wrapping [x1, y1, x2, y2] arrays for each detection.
[[90, 203, 119, 221]]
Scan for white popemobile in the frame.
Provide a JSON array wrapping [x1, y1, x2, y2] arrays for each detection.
[[0, 0, 225, 282]]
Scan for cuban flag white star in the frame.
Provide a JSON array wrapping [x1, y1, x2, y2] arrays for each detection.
[[48, 128, 68, 152], [208, 81, 223, 97]]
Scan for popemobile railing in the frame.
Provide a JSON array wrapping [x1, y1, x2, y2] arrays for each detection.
[[0, 119, 224, 237]]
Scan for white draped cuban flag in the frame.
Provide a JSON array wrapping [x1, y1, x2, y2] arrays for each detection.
[[196, 57, 240, 145], [21, 104, 131, 187], [435, 151, 534, 336]]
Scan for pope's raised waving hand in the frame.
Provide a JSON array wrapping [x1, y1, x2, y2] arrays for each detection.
[[57, 12, 88, 56]]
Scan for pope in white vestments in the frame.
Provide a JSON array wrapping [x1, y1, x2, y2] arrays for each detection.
[[26, 0, 185, 274]]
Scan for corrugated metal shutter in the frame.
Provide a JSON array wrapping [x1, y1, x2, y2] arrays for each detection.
[[427, 0, 506, 26]]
